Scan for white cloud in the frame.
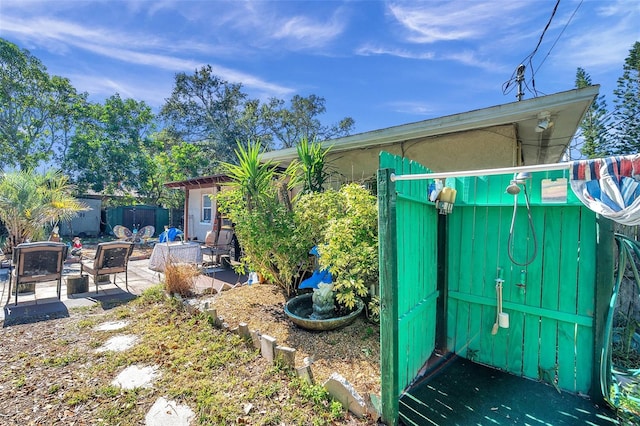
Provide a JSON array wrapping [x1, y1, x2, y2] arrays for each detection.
[[1, 14, 294, 98], [356, 44, 435, 60], [540, 1, 639, 74], [272, 14, 346, 49], [388, 1, 530, 44], [385, 100, 436, 116]]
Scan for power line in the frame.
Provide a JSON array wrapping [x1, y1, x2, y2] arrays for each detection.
[[533, 0, 583, 79], [503, 0, 585, 100]]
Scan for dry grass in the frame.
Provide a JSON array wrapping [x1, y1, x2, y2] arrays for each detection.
[[163, 260, 200, 296], [0, 287, 374, 425]]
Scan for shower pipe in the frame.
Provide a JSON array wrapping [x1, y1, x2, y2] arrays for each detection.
[[390, 161, 571, 182]]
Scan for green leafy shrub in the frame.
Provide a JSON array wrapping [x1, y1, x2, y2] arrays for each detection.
[[218, 141, 313, 296], [316, 184, 378, 311], [218, 140, 379, 313]]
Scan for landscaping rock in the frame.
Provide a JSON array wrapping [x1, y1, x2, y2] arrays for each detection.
[[296, 365, 314, 385], [275, 346, 296, 369], [238, 323, 251, 340], [250, 330, 261, 349]]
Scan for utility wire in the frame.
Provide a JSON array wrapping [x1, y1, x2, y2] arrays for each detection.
[[503, 0, 572, 99], [534, 0, 583, 78]]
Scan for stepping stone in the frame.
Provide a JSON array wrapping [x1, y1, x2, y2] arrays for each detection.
[[96, 334, 138, 353], [145, 397, 195, 426], [95, 320, 129, 331], [112, 365, 160, 390]]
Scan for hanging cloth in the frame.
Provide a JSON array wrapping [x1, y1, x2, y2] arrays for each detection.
[[570, 154, 640, 225]]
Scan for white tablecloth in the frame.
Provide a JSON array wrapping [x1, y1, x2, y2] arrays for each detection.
[[148, 242, 203, 272]]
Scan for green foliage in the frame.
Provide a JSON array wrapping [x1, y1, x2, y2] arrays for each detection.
[[262, 94, 354, 149], [160, 66, 253, 163], [218, 186, 310, 296], [221, 140, 277, 211], [572, 41, 640, 157], [135, 284, 168, 305], [0, 38, 85, 170], [317, 184, 378, 311], [219, 166, 379, 309], [613, 41, 640, 155], [575, 67, 611, 159], [43, 351, 82, 367], [0, 169, 87, 251], [288, 137, 333, 194], [67, 94, 156, 196]]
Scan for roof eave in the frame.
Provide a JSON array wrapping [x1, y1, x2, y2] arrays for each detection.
[[261, 86, 599, 163]]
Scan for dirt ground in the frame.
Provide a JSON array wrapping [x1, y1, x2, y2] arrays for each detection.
[[0, 251, 381, 425], [208, 283, 381, 399]]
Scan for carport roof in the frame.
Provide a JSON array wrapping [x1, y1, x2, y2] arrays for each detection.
[[164, 174, 231, 189]]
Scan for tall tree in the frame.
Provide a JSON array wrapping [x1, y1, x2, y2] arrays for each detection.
[[262, 94, 354, 149], [160, 66, 250, 167], [0, 38, 83, 170], [67, 94, 156, 198], [612, 41, 640, 155], [160, 67, 356, 160], [574, 67, 611, 158]]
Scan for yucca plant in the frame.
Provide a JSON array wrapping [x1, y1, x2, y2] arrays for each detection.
[[222, 139, 277, 212], [288, 137, 333, 194]]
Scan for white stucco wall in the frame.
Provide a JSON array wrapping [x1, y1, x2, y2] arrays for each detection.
[[187, 187, 218, 242]]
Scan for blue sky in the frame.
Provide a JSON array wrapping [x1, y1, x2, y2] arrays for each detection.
[[1, 0, 638, 135]]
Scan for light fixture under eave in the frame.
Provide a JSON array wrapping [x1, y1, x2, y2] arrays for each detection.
[[535, 111, 554, 133]]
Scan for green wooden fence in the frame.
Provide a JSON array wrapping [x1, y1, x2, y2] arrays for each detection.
[[378, 152, 615, 425]]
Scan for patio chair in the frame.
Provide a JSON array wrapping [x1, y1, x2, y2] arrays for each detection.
[[7, 241, 68, 305], [202, 227, 234, 266], [80, 241, 134, 293]]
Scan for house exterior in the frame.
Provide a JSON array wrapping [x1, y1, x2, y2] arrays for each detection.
[[165, 86, 599, 242], [261, 86, 600, 183], [164, 174, 232, 242]]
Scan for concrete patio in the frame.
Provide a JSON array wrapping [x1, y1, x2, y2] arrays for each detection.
[[0, 257, 246, 326]]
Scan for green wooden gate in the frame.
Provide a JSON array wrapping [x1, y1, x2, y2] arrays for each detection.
[[378, 153, 440, 423], [378, 152, 615, 425]]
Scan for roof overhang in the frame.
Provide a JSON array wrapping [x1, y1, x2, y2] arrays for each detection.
[[262, 86, 599, 167], [164, 174, 231, 190]]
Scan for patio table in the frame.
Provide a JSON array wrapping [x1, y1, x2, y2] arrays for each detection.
[[148, 241, 203, 272]]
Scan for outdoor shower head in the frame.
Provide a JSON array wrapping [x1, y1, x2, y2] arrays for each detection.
[[506, 172, 531, 195], [506, 181, 521, 195]]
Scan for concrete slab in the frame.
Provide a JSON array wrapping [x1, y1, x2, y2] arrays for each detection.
[[95, 320, 130, 331], [112, 364, 160, 390], [145, 396, 195, 426], [96, 334, 138, 353], [1, 257, 246, 325]]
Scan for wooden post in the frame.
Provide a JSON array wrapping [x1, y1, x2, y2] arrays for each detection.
[[183, 188, 190, 240], [592, 215, 615, 403], [435, 213, 448, 352], [378, 168, 399, 426]]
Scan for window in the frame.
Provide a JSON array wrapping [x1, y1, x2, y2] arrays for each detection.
[[202, 194, 212, 223]]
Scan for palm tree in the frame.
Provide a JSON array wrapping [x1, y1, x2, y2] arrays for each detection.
[[0, 169, 87, 253]]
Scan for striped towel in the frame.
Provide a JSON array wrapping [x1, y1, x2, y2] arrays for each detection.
[[570, 154, 640, 225]]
